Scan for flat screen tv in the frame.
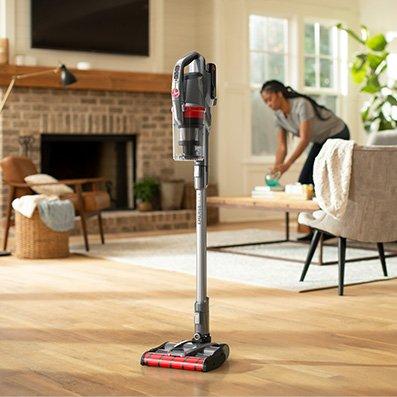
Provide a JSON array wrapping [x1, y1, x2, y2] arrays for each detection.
[[31, 0, 149, 56]]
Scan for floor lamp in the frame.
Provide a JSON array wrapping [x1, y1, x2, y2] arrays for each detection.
[[0, 64, 77, 113], [0, 64, 77, 255]]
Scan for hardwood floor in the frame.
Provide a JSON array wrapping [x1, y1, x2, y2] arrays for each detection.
[[0, 221, 396, 396]]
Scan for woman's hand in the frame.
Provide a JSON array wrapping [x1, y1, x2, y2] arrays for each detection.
[[272, 162, 290, 175], [274, 121, 311, 176]]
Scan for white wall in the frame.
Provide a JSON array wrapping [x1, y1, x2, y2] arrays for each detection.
[[1, 0, 16, 54], [359, 1, 397, 102], [359, 0, 397, 49], [0, 0, 6, 37]]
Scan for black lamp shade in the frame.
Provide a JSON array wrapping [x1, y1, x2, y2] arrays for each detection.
[[60, 64, 77, 86]]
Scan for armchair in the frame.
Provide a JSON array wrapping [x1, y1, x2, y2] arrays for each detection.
[[298, 146, 397, 295], [0, 156, 110, 251]]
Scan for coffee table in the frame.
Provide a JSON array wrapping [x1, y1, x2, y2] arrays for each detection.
[[208, 195, 318, 239], [207, 195, 395, 266]]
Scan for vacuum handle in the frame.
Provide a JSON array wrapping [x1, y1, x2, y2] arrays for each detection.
[[172, 51, 205, 126], [207, 63, 216, 103]]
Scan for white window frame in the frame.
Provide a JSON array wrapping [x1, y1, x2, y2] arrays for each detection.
[[302, 19, 348, 116]]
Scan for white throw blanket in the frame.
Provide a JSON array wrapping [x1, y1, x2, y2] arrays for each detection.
[[12, 194, 57, 218], [313, 139, 355, 219]]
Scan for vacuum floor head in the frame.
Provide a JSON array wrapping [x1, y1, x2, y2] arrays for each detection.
[[141, 340, 229, 372]]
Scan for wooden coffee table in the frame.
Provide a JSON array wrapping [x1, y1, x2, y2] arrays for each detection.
[[206, 195, 327, 264], [208, 195, 318, 239]]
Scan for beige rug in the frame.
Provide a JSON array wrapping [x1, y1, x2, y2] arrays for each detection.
[[72, 229, 397, 292]]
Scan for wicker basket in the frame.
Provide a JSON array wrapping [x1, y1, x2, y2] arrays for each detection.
[[15, 211, 69, 259]]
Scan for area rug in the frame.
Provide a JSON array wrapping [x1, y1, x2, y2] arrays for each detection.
[[71, 229, 397, 292]]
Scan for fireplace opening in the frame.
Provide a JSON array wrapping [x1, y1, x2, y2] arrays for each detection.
[[41, 134, 136, 210]]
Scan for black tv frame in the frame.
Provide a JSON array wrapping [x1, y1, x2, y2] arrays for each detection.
[[30, 0, 150, 56]]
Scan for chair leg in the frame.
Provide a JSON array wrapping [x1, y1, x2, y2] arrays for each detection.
[[300, 229, 322, 282], [97, 212, 105, 245], [338, 237, 347, 296], [3, 205, 12, 251], [76, 185, 89, 251], [377, 243, 388, 277], [3, 186, 15, 251], [80, 212, 89, 252]]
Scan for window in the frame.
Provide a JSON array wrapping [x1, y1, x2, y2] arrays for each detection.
[[249, 15, 288, 156], [303, 22, 345, 113]]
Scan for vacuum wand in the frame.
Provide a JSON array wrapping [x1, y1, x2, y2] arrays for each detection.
[[140, 52, 229, 372], [194, 149, 209, 340]]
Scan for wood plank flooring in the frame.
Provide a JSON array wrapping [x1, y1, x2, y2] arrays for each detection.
[[0, 222, 396, 396]]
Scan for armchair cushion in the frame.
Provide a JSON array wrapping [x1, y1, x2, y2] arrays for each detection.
[[25, 174, 74, 196], [63, 191, 111, 213], [298, 210, 342, 237]]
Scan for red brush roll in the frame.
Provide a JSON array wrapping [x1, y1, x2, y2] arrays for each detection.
[[141, 352, 205, 371]]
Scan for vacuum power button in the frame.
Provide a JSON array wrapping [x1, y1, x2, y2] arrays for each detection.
[[173, 65, 180, 79]]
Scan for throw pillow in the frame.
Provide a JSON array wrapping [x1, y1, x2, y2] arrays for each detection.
[[25, 174, 73, 196]]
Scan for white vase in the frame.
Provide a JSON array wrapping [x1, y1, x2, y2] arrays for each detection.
[[161, 180, 184, 210]]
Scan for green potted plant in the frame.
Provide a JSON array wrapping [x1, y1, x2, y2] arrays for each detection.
[[134, 177, 159, 212], [336, 23, 397, 134]]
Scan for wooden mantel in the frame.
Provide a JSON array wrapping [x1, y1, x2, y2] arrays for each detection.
[[0, 64, 172, 94]]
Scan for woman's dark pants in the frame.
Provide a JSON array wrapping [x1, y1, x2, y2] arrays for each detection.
[[298, 125, 350, 185]]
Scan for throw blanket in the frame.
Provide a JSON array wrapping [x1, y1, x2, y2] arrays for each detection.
[[12, 195, 75, 232], [38, 199, 75, 232], [313, 139, 355, 219], [12, 194, 56, 218]]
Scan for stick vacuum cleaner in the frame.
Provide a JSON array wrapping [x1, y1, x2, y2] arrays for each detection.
[[140, 52, 229, 372]]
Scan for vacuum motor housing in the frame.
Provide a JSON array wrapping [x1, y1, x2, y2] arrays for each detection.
[[171, 53, 216, 161]]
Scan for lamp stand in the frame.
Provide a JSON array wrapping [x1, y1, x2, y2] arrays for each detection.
[[0, 67, 59, 113]]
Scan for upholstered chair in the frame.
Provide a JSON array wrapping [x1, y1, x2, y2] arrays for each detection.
[[0, 156, 110, 251], [298, 146, 397, 295], [367, 129, 397, 146]]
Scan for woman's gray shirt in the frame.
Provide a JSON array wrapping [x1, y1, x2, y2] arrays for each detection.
[[274, 97, 345, 143]]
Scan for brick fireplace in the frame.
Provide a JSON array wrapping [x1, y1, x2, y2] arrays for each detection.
[[0, 85, 207, 234], [0, 66, 219, 235]]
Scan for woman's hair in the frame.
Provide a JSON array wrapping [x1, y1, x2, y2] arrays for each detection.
[[260, 80, 330, 121]]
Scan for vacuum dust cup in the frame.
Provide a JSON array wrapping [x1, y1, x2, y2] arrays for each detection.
[[172, 105, 206, 161], [141, 51, 229, 372]]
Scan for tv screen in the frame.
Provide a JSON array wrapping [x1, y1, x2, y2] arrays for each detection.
[[31, 0, 149, 56]]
